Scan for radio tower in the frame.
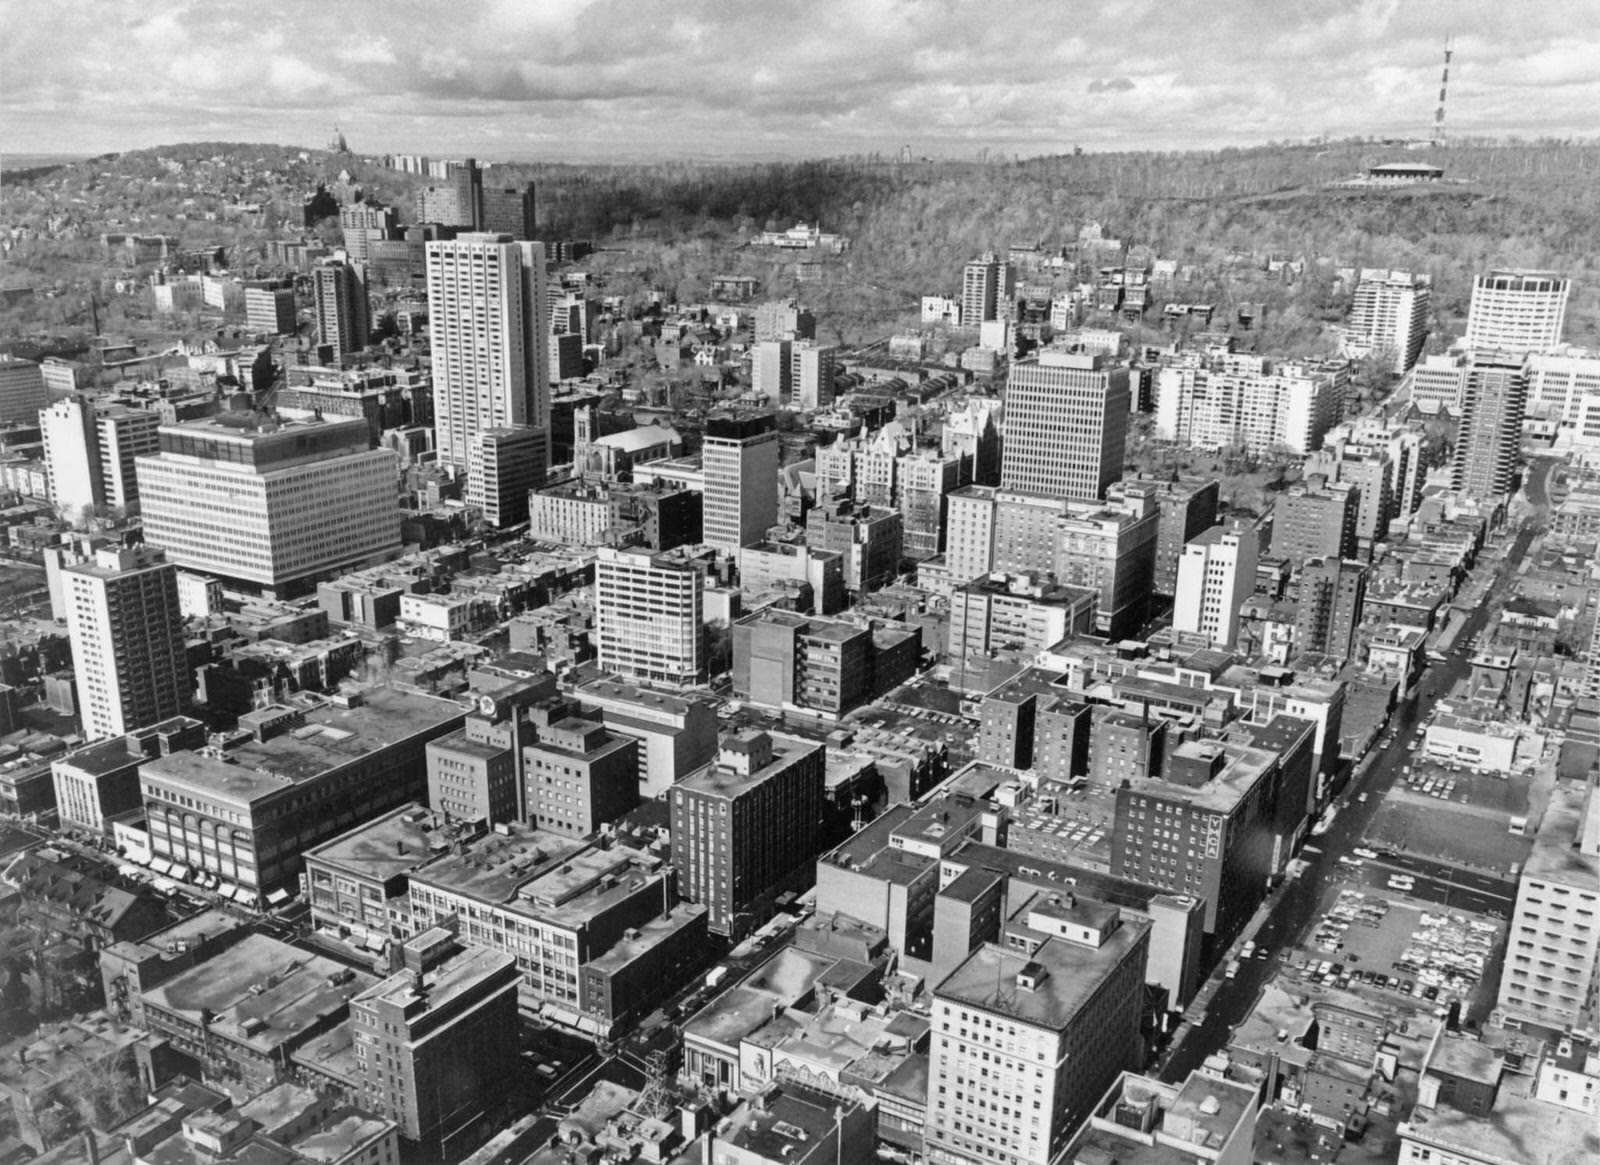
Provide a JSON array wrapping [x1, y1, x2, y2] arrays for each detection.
[[1430, 36, 1453, 146]]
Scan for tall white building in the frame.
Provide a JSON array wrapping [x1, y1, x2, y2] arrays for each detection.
[[1172, 524, 1258, 648], [594, 547, 705, 686], [1345, 270, 1430, 373], [41, 397, 160, 519], [791, 341, 837, 410], [425, 234, 550, 474], [1527, 348, 1600, 424], [751, 339, 792, 405], [64, 545, 188, 739], [138, 415, 399, 592], [701, 412, 779, 552], [1002, 350, 1129, 502], [1155, 354, 1345, 454], [1465, 269, 1570, 353], [1496, 778, 1600, 1033]]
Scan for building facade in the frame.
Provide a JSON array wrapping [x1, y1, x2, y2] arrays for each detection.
[[594, 546, 705, 686], [1001, 351, 1129, 503]]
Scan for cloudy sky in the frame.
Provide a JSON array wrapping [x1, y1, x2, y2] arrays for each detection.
[[4, 0, 1599, 160]]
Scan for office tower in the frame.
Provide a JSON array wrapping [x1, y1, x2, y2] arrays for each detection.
[[702, 412, 779, 551], [1001, 350, 1129, 502], [595, 546, 705, 685], [244, 279, 296, 334], [1295, 557, 1368, 662], [754, 299, 815, 342], [415, 158, 483, 228], [926, 901, 1150, 1165], [480, 182, 536, 240], [351, 931, 519, 1159], [944, 485, 998, 583], [0, 354, 47, 424], [752, 339, 792, 405], [1451, 352, 1529, 501], [961, 252, 1000, 327], [1111, 738, 1278, 939], [425, 233, 550, 474], [1118, 476, 1219, 596], [1346, 270, 1430, 373], [39, 396, 102, 518], [63, 545, 188, 739], [1274, 476, 1359, 564], [1465, 270, 1570, 353], [138, 415, 400, 593], [1496, 778, 1599, 1032], [791, 340, 837, 409], [313, 259, 370, 365], [524, 710, 638, 837], [669, 730, 825, 935], [95, 405, 160, 512], [467, 425, 545, 527], [339, 201, 400, 264], [1172, 524, 1259, 648]]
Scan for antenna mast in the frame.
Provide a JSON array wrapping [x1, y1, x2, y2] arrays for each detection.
[[1431, 36, 1453, 146]]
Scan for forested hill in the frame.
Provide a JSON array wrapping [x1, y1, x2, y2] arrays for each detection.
[[5, 138, 1598, 347]]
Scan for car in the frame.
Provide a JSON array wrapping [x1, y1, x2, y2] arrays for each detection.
[[1242, 941, 1256, 959], [1424, 985, 1439, 1001], [1357, 793, 1368, 803]]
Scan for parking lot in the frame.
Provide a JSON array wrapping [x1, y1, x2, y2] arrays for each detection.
[[1288, 884, 1505, 1018]]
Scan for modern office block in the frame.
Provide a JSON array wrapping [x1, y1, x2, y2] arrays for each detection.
[[0, 354, 48, 424], [1001, 350, 1129, 503], [63, 545, 189, 739], [525, 709, 638, 838], [669, 730, 825, 935], [138, 415, 400, 593], [702, 412, 779, 552], [594, 546, 705, 686], [480, 182, 536, 240], [244, 279, 296, 334], [467, 424, 545, 527]]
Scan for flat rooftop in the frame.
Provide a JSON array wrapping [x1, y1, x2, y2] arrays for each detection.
[[936, 919, 1150, 1029], [406, 829, 588, 907], [355, 945, 515, 1016], [1402, 1070, 1598, 1165], [678, 731, 820, 800], [1525, 778, 1599, 886], [141, 933, 376, 1054], [140, 688, 465, 801], [304, 803, 460, 884], [1123, 741, 1279, 813]]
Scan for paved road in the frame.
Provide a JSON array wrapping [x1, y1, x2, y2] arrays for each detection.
[[1159, 520, 1537, 1084]]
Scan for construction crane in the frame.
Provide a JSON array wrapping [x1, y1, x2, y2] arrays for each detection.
[[1431, 36, 1453, 146]]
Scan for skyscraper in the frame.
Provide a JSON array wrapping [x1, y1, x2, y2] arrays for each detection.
[[313, 259, 370, 365], [1465, 270, 1570, 353], [0, 354, 47, 424], [63, 545, 189, 740], [1451, 352, 1529, 501], [40, 397, 159, 519], [701, 412, 779, 551], [1346, 270, 1431, 373], [791, 340, 838, 410], [960, 253, 999, 327], [425, 234, 550, 474], [243, 279, 296, 335], [480, 182, 536, 240], [1172, 524, 1259, 648], [594, 546, 705, 686], [1001, 350, 1129, 502]]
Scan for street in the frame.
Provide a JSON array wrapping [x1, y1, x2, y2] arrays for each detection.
[[1160, 519, 1537, 1084]]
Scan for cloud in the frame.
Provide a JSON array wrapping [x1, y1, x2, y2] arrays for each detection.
[[2, 0, 1599, 158]]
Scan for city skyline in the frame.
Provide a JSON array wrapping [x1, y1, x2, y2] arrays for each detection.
[[5, 0, 1600, 159]]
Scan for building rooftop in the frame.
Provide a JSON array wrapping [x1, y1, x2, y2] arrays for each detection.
[[722, 1085, 852, 1162], [354, 943, 515, 1019], [1403, 1069, 1597, 1165], [1525, 778, 1599, 886], [1123, 740, 1279, 814], [678, 731, 820, 800], [0, 1011, 150, 1096], [1430, 1032, 1503, 1086], [405, 827, 589, 908], [305, 804, 472, 885], [140, 688, 466, 803], [141, 933, 376, 1055], [102, 907, 244, 967], [935, 919, 1149, 1030]]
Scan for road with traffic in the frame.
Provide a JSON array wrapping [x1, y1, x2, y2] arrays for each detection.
[[1159, 519, 1537, 1083]]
